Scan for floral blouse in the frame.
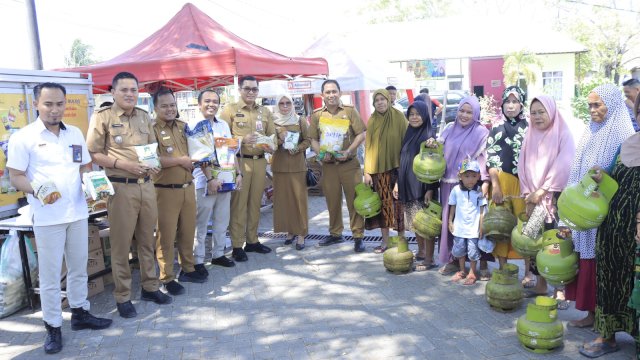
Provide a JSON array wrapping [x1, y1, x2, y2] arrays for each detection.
[[486, 118, 528, 175]]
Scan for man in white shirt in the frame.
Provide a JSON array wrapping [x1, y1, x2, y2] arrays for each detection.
[[8, 83, 112, 355], [191, 90, 242, 275]]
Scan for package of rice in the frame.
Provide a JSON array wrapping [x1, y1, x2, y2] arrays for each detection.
[[283, 131, 300, 150], [255, 134, 276, 151], [134, 143, 161, 168], [318, 117, 349, 152], [82, 171, 115, 200], [185, 119, 215, 162], [30, 180, 61, 205]]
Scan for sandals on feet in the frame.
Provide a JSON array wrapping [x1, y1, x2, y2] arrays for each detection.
[[414, 263, 438, 272], [373, 246, 387, 254], [438, 262, 459, 276], [556, 299, 570, 310], [479, 269, 491, 281], [579, 340, 619, 358], [462, 276, 477, 286], [451, 271, 467, 282]]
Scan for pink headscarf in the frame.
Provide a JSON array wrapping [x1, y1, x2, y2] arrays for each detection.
[[518, 95, 575, 194]]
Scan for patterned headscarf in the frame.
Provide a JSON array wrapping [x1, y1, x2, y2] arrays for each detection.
[[501, 85, 527, 121], [568, 83, 635, 186]]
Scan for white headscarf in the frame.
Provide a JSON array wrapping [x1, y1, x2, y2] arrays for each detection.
[[567, 83, 635, 259], [272, 94, 298, 126]]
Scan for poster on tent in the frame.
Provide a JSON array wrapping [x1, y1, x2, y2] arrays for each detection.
[[0, 92, 28, 207], [402, 60, 447, 80], [63, 94, 90, 137]]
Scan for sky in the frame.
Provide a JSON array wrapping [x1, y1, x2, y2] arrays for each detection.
[[1, 0, 638, 71]]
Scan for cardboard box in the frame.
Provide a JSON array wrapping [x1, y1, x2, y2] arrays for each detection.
[[87, 248, 105, 276], [62, 277, 104, 308], [88, 225, 101, 251]]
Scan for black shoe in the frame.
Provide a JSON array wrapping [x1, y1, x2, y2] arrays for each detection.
[[140, 289, 173, 304], [354, 238, 366, 253], [178, 270, 206, 284], [164, 280, 185, 295], [211, 256, 236, 268], [295, 235, 305, 250], [244, 242, 272, 254], [43, 322, 62, 354], [319, 235, 344, 247], [194, 263, 209, 278], [116, 301, 137, 319], [284, 235, 294, 245], [232, 248, 248, 262], [70, 308, 112, 331]]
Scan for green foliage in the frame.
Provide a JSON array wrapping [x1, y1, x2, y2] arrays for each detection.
[[64, 39, 95, 67], [571, 78, 608, 124], [360, 0, 450, 23], [502, 51, 543, 87]]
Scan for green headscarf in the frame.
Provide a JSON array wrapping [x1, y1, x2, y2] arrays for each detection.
[[364, 89, 408, 174]]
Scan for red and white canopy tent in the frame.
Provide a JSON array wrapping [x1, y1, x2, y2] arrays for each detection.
[[61, 3, 328, 93]]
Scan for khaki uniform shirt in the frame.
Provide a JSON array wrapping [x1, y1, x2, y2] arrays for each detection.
[[152, 120, 193, 185], [308, 104, 366, 161], [219, 99, 275, 156], [86, 104, 155, 178]]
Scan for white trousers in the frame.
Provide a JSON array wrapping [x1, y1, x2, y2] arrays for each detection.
[[193, 188, 230, 263], [34, 219, 89, 327]]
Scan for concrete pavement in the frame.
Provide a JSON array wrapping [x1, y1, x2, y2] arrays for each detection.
[[0, 195, 635, 359]]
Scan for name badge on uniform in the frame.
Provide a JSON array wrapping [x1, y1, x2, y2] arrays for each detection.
[[71, 145, 82, 163], [162, 136, 171, 140], [235, 113, 245, 118], [256, 121, 264, 132], [111, 123, 124, 128]]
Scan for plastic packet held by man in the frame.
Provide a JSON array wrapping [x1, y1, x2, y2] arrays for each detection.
[[209, 137, 239, 193], [318, 117, 349, 152], [82, 171, 115, 201], [30, 180, 61, 205], [134, 143, 161, 168], [255, 134, 276, 151]]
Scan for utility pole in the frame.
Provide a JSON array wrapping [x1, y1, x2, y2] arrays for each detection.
[[26, 0, 43, 70]]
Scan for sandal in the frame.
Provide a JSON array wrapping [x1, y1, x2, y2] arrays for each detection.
[[373, 245, 387, 254], [413, 263, 438, 272], [284, 235, 295, 245], [579, 340, 619, 358], [438, 262, 459, 276], [462, 276, 477, 286], [451, 271, 467, 282], [556, 299, 570, 310], [568, 318, 594, 328], [479, 269, 491, 281], [521, 277, 536, 288]]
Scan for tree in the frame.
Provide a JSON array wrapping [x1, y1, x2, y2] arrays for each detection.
[[502, 51, 543, 87], [554, 1, 640, 84], [359, 0, 451, 23], [64, 38, 96, 67]]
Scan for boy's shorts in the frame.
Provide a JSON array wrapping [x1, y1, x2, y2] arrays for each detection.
[[452, 237, 481, 261]]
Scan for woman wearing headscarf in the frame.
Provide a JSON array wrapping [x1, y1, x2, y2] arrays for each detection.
[[516, 95, 575, 300], [578, 84, 640, 358], [392, 100, 438, 269], [426, 96, 490, 279], [363, 89, 408, 253], [486, 86, 528, 274], [272, 94, 311, 250]]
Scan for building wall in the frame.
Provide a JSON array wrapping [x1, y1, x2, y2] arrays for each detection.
[[526, 53, 576, 115], [469, 57, 505, 102]]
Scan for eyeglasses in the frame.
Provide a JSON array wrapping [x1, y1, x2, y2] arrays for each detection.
[[241, 87, 259, 93]]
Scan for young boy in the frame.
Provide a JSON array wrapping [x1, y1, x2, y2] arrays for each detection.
[[448, 158, 487, 285]]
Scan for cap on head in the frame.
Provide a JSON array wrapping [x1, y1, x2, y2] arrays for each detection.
[[458, 158, 480, 174]]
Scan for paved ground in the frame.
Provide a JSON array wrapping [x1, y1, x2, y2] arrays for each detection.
[[0, 195, 635, 359]]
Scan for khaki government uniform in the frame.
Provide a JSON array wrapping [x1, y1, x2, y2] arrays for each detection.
[[219, 99, 275, 247], [309, 104, 365, 238], [152, 120, 196, 283], [86, 104, 159, 303], [272, 120, 311, 236]]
